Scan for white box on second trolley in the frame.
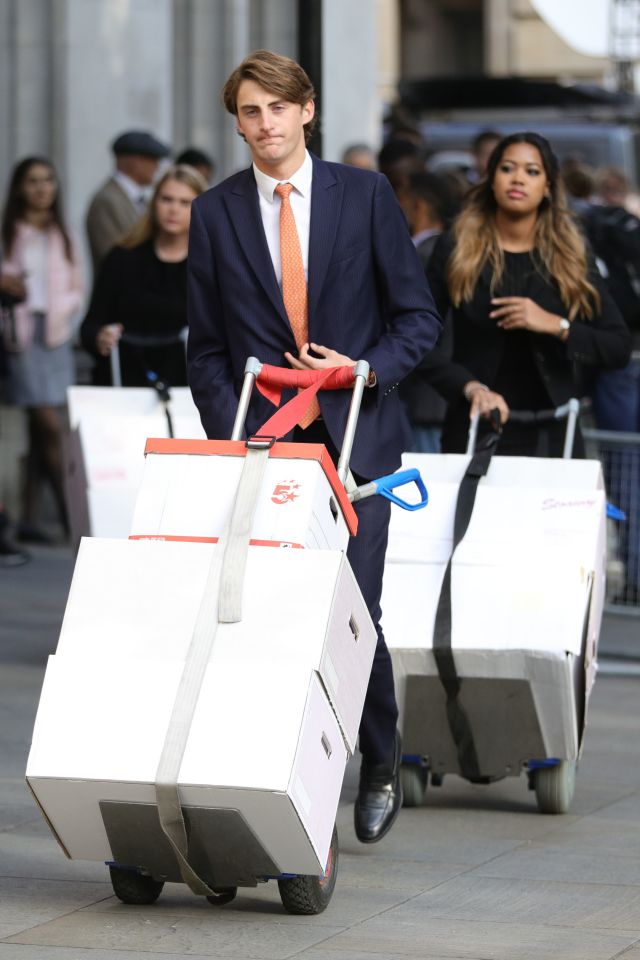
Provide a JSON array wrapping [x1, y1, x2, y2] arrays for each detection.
[[65, 386, 205, 543]]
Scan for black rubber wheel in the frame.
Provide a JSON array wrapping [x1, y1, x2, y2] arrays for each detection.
[[534, 760, 577, 814], [206, 887, 237, 906], [400, 763, 428, 807], [109, 865, 164, 905], [278, 826, 338, 915]]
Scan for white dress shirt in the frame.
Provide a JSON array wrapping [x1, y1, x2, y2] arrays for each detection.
[[253, 150, 313, 284]]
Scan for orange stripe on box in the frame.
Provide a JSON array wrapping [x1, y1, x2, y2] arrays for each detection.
[[129, 535, 305, 549]]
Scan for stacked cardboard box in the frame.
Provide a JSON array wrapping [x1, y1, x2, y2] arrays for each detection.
[[129, 438, 357, 550], [28, 442, 376, 881]]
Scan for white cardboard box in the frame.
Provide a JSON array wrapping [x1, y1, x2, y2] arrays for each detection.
[[67, 386, 204, 429], [27, 658, 345, 875], [382, 453, 606, 774], [129, 439, 357, 550], [65, 386, 206, 544], [27, 539, 377, 875], [54, 538, 375, 752]]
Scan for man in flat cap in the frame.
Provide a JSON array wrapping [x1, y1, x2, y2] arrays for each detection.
[[86, 130, 170, 275]]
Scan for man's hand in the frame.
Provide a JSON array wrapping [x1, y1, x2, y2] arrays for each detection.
[[285, 342, 355, 370], [490, 297, 563, 336], [96, 323, 123, 357]]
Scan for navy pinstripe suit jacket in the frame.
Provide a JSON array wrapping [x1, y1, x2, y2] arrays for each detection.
[[187, 154, 441, 479]]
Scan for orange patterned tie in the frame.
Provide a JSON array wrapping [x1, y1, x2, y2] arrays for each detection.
[[275, 182, 320, 428]]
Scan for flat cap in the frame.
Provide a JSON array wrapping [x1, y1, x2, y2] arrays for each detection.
[[111, 130, 170, 158]]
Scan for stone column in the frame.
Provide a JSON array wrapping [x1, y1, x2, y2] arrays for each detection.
[[50, 0, 173, 257], [322, 0, 382, 162]]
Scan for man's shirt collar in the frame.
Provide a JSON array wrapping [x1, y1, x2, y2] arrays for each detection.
[[253, 150, 312, 203], [412, 227, 440, 247], [114, 170, 150, 204]]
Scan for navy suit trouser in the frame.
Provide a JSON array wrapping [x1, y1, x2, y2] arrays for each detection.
[[294, 422, 399, 767]]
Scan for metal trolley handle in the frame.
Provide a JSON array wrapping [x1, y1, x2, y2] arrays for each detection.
[[109, 329, 188, 388], [230, 356, 370, 485], [466, 398, 581, 460]]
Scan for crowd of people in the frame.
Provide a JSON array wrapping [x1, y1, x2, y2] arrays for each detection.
[[0, 135, 214, 563], [0, 91, 638, 605]]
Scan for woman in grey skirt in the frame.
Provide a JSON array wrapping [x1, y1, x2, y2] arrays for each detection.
[[1, 157, 84, 542]]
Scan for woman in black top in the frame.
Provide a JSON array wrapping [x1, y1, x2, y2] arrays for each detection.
[[81, 164, 207, 386], [423, 132, 631, 456]]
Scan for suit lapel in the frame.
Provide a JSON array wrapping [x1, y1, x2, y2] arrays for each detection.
[[223, 167, 289, 324], [222, 159, 344, 332], [308, 157, 343, 323]]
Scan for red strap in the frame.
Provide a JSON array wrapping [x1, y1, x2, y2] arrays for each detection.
[[254, 364, 355, 440], [256, 364, 355, 404]]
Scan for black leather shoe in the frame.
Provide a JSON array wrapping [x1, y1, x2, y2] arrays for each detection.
[[354, 731, 403, 844]]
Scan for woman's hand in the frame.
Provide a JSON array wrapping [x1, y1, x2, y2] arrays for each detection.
[[285, 342, 355, 370], [490, 297, 563, 336], [96, 323, 123, 357], [463, 380, 510, 425], [0, 273, 27, 301]]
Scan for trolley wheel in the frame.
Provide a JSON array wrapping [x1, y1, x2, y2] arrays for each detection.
[[109, 865, 164, 905], [400, 763, 428, 808], [534, 760, 576, 814], [278, 825, 338, 915], [206, 887, 237, 906]]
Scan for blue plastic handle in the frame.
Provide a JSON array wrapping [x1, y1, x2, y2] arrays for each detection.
[[607, 502, 626, 521], [373, 468, 429, 511]]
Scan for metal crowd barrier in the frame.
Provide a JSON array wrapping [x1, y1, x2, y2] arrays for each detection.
[[582, 425, 640, 616]]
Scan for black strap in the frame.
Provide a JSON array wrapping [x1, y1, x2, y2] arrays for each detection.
[[432, 421, 501, 782]]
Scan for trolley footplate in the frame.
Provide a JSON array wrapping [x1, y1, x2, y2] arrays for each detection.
[[100, 801, 279, 887]]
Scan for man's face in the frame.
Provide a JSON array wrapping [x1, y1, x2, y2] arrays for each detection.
[[136, 155, 161, 185], [118, 154, 160, 186], [235, 79, 313, 174]]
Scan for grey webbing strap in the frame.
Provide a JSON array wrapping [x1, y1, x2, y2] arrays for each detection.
[[153, 445, 270, 893], [154, 540, 224, 896], [218, 446, 270, 622]]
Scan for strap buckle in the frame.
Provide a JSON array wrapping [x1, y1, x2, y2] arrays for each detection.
[[246, 434, 276, 450]]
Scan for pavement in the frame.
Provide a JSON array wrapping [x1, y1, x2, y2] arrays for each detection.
[[1, 543, 639, 960]]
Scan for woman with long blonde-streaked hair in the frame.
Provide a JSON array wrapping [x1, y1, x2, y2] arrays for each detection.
[[422, 131, 631, 456], [81, 164, 207, 386]]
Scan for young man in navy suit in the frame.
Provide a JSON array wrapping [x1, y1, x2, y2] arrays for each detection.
[[188, 50, 441, 843]]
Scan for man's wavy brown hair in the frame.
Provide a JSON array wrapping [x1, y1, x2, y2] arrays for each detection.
[[222, 50, 318, 144], [448, 132, 599, 320]]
